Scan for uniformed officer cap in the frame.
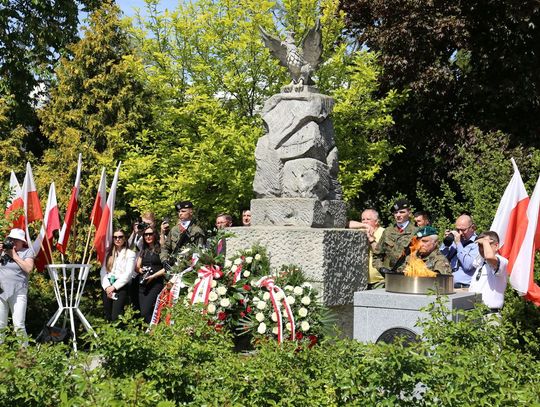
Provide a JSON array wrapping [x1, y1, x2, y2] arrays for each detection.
[[392, 199, 410, 212], [416, 226, 438, 238], [175, 201, 193, 211]]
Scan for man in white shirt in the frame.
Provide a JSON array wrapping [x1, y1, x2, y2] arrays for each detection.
[[469, 231, 508, 311]]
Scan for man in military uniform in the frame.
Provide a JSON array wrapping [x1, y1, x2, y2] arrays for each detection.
[[373, 199, 416, 273], [160, 201, 206, 264], [408, 226, 452, 275]]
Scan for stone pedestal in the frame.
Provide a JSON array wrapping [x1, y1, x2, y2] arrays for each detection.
[[226, 226, 368, 337], [353, 290, 480, 343], [251, 198, 347, 228]]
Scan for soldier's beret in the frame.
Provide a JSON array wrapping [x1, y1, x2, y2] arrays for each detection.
[[392, 199, 410, 212], [416, 226, 438, 238], [175, 201, 194, 211]]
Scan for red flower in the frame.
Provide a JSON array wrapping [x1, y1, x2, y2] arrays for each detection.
[[240, 311, 246, 318], [246, 306, 252, 313], [295, 332, 304, 340], [218, 311, 227, 321], [243, 284, 251, 291], [239, 299, 245, 305], [308, 335, 318, 349], [215, 324, 223, 332], [207, 320, 214, 326]]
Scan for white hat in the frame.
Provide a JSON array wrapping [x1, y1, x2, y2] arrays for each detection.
[[8, 228, 26, 243]]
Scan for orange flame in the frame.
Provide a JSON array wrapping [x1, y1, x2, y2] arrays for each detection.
[[403, 237, 438, 278]]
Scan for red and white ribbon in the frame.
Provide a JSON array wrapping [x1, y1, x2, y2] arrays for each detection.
[[232, 257, 245, 283], [257, 277, 295, 343], [190, 264, 223, 306]]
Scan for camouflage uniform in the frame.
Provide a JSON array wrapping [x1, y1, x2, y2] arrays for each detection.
[[373, 222, 416, 272], [160, 221, 206, 263], [410, 249, 452, 275]]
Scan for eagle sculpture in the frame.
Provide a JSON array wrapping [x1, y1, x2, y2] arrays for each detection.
[[260, 19, 323, 91]]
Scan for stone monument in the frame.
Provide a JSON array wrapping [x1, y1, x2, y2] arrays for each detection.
[[227, 20, 367, 337]]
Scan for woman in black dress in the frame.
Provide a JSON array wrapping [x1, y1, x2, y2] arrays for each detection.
[[136, 226, 165, 324]]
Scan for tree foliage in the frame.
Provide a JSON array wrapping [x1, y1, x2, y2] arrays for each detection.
[[340, 0, 540, 215]]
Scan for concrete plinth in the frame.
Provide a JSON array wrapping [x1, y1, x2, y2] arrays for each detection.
[[226, 226, 368, 337], [353, 290, 480, 343]]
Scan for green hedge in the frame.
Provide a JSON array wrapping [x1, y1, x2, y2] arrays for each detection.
[[1, 297, 539, 406]]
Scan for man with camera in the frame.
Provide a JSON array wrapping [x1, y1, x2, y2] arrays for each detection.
[[0, 228, 34, 344], [160, 201, 206, 265], [440, 214, 479, 289], [373, 199, 416, 273]]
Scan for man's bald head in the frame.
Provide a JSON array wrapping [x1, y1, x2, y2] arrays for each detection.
[[455, 214, 475, 240]]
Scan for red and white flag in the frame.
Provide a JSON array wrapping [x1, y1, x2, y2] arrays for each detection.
[[21, 162, 43, 225], [33, 183, 61, 272], [5, 171, 25, 229], [90, 167, 107, 229], [490, 158, 530, 260], [507, 173, 540, 305], [56, 154, 82, 254], [93, 162, 121, 265]]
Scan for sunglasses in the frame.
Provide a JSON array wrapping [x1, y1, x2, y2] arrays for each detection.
[[143, 232, 154, 237], [113, 235, 125, 240]]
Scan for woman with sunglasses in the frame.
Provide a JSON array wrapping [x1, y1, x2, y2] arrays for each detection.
[[100, 229, 136, 322], [136, 226, 166, 324]]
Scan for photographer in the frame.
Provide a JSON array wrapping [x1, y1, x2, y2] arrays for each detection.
[[136, 226, 165, 324], [100, 229, 135, 322], [440, 214, 479, 289], [128, 212, 156, 252], [0, 228, 34, 344]]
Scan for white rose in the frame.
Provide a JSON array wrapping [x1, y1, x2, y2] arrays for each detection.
[[301, 296, 311, 306], [224, 260, 232, 268], [301, 321, 310, 331], [234, 258, 243, 265], [211, 280, 217, 288], [286, 322, 292, 331], [286, 296, 295, 305], [302, 282, 312, 289], [256, 312, 265, 322], [194, 278, 201, 284], [246, 256, 253, 264], [243, 271, 251, 278], [255, 254, 262, 261], [263, 292, 271, 301], [293, 286, 303, 295], [208, 292, 218, 302], [220, 298, 231, 307], [274, 291, 284, 301], [252, 296, 260, 303], [272, 326, 279, 335], [285, 285, 294, 291], [298, 307, 308, 318], [271, 312, 278, 322], [257, 323, 267, 334], [207, 303, 216, 314], [216, 286, 227, 296], [257, 301, 267, 310]]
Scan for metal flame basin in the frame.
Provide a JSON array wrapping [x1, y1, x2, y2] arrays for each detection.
[[385, 273, 454, 295]]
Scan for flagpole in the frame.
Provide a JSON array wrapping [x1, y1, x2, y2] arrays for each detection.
[[81, 217, 96, 265]]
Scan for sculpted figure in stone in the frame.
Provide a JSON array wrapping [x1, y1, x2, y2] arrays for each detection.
[[259, 19, 322, 92]]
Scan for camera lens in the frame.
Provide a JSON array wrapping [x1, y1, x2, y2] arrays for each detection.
[[443, 234, 455, 247]]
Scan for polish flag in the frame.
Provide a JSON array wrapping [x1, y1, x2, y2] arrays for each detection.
[[5, 171, 24, 229], [490, 158, 529, 261], [56, 154, 82, 254], [93, 162, 121, 264], [22, 162, 43, 224], [90, 167, 107, 229], [33, 183, 61, 272], [507, 173, 540, 305]]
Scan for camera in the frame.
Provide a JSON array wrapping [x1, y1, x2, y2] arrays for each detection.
[[3, 238, 14, 250], [137, 221, 150, 232], [140, 266, 154, 285], [443, 233, 455, 247]]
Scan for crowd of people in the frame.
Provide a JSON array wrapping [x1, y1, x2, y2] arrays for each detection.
[[350, 199, 508, 312], [0, 196, 505, 343]]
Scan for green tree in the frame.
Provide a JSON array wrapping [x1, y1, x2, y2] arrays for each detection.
[[340, 0, 540, 213], [122, 0, 402, 223], [36, 2, 155, 257], [0, 0, 101, 157]]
